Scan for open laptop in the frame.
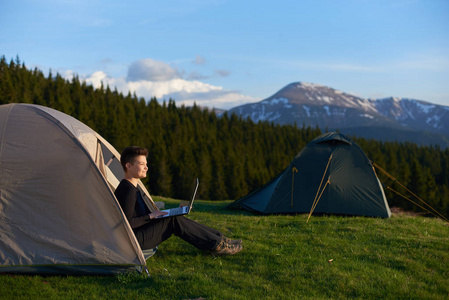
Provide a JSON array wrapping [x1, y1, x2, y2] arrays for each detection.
[[157, 178, 199, 218]]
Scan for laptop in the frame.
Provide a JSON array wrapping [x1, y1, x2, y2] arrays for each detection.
[[157, 178, 199, 218]]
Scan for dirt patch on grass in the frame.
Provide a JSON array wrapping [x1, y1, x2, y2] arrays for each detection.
[[390, 206, 427, 217]]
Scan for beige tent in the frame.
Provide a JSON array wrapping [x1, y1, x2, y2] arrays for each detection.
[[0, 103, 157, 274]]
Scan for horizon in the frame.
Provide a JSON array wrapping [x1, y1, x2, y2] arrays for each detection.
[[2, 0, 448, 110]]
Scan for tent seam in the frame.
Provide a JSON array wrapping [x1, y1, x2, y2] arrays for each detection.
[[0, 104, 14, 171]]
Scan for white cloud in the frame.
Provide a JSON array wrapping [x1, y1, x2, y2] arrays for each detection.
[[76, 59, 258, 110], [81, 71, 129, 93], [83, 71, 110, 87], [127, 79, 257, 109], [175, 91, 257, 109], [127, 59, 182, 81], [127, 78, 221, 99]]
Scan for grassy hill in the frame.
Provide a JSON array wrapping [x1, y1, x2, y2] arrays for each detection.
[[1, 199, 448, 299]]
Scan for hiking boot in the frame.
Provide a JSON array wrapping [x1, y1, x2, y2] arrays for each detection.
[[213, 239, 243, 255], [224, 237, 242, 245]]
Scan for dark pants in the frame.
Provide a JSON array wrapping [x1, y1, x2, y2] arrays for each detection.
[[134, 216, 224, 250]]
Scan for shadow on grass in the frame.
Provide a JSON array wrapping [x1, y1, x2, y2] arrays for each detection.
[[193, 202, 255, 216], [154, 196, 255, 216]]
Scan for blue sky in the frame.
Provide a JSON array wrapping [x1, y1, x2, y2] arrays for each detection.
[[2, 0, 448, 109]]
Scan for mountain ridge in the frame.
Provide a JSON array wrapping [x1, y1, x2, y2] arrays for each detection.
[[227, 82, 449, 147]]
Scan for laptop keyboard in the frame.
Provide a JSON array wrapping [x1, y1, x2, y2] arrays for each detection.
[[168, 207, 184, 215]]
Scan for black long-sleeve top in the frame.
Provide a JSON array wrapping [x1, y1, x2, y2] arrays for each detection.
[[114, 179, 151, 230]]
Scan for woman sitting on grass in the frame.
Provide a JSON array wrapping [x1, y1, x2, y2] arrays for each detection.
[[114, 146, 242, 255]]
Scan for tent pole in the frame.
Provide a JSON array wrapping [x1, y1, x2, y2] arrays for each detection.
[[291, 166, 298, 208], [307, 178, 330, 223], [307, 154, 332, 222]]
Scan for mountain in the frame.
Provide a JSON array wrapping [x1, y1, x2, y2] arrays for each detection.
[[372, 97, 449, 135], [227, 82, 449, 147]]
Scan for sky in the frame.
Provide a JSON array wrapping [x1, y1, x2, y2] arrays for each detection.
[[1, 0, 449, 109]]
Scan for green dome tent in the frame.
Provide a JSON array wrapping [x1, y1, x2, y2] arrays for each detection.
[[229, 132, 391, 218], [0, 103, 158, 275]]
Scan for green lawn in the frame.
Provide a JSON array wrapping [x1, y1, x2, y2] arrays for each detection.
[[1, 198, 448, 299]]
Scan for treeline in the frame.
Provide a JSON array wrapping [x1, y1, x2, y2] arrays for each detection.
[[1, 56, 448, 218]]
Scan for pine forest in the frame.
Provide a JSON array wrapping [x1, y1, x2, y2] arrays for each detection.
[[1, 56, 448, 219]]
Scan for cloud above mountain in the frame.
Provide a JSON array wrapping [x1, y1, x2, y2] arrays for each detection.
[[127, 59, 182, 81], [74, 58, 256, 109]]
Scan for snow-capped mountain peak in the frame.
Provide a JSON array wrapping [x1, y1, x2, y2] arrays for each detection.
[[256, 81, 378, 112], [227, 82, 449, 147]]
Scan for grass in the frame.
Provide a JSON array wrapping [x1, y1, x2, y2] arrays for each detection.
[[1, 197, 448, 299]]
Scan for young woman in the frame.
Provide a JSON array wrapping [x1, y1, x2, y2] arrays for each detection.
[[114, 146, 242, 255]]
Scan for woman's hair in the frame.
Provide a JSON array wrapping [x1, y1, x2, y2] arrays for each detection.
[[120, 146, 148, 172]]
